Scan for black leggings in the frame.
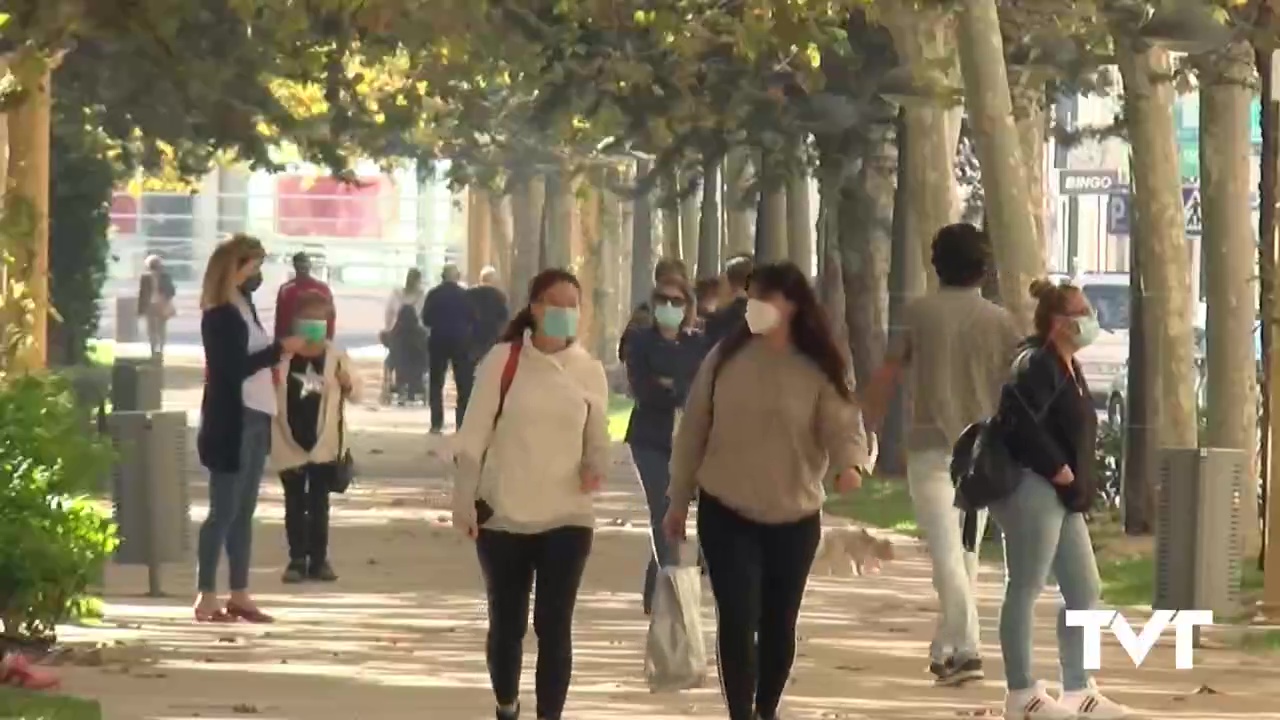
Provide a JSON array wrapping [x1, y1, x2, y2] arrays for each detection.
[[476, 526, 593, 720], [698, 493, 821, 720], [280, 466, 330, 565]]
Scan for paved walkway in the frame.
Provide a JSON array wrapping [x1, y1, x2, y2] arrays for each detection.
[[54, 403, 1280, 720]]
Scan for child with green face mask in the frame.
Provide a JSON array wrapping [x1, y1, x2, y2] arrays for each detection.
[[272, 291, 356, 584]]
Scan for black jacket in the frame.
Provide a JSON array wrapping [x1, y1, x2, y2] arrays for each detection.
[[466, 285, 509, 351], [422, 281, 477, 347], [703, 296, 747, 349], [998, 341, 1097, 512], [198, 299, 282, 473], [623, 326, 699, 452]]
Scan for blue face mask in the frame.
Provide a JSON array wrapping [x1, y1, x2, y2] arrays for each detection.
[[654, 303, 684, 329], [541, 306, 579, 339]]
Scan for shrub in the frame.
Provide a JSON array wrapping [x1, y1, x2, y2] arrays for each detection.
[[0, 374, 117, 643]]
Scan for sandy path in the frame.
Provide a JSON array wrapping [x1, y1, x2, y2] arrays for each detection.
[[51, 402, 1280, 720]]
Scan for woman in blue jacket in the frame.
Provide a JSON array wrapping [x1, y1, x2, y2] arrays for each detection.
[[624, 276, 700, 614]]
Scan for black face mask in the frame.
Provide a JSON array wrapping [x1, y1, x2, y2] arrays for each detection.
[[241, 272, 263, 294]]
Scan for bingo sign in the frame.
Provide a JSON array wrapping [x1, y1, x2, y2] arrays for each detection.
[[1106, 185, 1205, 237]]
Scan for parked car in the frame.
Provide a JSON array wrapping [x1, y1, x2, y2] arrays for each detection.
[[1074, 273, 1130, 406], [1108, 318, 1262, 429]]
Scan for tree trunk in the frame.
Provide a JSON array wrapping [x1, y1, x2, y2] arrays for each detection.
[[630, 159, 656, 308], [955, 0, 1043, 323], [509, 175, 541, 312], [679, 171, 699, 266], [843, 128, 896, 392], [578, 178, 603, 354], [467, 187, 492, 282], [756, 150, 789, 262], [660, 167, 682, 259], [487, 192, 512, 295], [1012, 75, 1048, 260], [1116, 40, 1199, 450], [885, 9, 955, 296], [1258, 43, 1280, 587], [3, 59, 52, 370], [1124, 180, 1157, 534], [724, 148, 754, 255], [787, 163, 814, 274], [599, 170, 624, 360], [698, 158, 722, 280], [1199, 41, 1261, 554], [544, 170, 574, 269], [882, 108, 921, 475]]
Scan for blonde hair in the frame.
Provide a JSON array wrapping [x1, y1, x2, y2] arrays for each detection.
[[201, 234, 265, 309]]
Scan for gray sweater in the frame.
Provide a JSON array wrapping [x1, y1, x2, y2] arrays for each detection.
[[669, 339, 869, 524]]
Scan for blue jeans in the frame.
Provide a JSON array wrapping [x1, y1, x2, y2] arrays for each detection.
[[630, 444, 679, 614], [197, 409, 271, 592], [990, 470, 1101, 692]]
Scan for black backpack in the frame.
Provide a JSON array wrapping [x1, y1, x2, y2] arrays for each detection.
[[949, 348, 1063, 550]]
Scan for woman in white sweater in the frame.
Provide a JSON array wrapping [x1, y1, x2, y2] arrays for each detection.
[[452, 268, 611, 720]]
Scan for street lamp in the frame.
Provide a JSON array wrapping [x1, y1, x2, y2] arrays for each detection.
[[876, 65, 962, 108], [1139, 0, 1234, 55]]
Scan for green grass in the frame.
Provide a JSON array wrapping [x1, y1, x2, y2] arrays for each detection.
[[0, 686, 102, 720], [608, 395, 634, 442], [823, 478, 1267, 619], [85, 340, 113, 367], [824, 475, 919, 536]]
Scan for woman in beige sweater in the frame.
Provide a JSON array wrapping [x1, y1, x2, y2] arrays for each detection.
[[663, 261, 868, 720]]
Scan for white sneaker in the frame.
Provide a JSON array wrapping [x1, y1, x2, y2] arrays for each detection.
[[1004, 682, 1076, 719], [1060, 687, 1132, 719]]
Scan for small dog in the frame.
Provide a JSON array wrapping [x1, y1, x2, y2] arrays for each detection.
[[811, 525, 895, 577]]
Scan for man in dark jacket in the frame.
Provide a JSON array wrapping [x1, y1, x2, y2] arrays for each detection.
[[466, 266, 509, 356], [422, 264, 478, 433], [702, 252, 753, 348]]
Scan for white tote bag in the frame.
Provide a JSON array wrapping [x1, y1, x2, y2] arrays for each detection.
[[644, 544, 707, 692]]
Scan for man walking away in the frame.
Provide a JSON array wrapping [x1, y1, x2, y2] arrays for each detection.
[[702, 252, 753, 348], [863, 223, 1023, 686], [466, 266, 509, 355], [275, 252, 335, 340], [422, 264, 478, 433], [138, 254, 177, 358]]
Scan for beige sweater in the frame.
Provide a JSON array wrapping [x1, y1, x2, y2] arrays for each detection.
[[669, 339, 869, 524], [271, 347, 361, 471]]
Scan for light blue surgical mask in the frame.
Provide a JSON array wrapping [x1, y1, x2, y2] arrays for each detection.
[[654, 303, 684, 330], [541, 306, 579, 339], [1075, 314, 1101, 348]]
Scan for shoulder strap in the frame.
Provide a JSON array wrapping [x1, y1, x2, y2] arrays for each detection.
[[335, 355, 346, 454], [1007, 347, 1068, 425], [493, 340, 523, 426]]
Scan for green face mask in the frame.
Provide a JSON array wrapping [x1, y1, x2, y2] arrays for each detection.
[[296, 319, 327, 344]]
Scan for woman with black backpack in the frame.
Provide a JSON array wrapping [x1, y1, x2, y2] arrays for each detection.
[[991, 278, 1132, 720]]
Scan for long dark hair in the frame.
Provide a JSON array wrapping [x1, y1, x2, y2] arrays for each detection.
[[499, 268, 582, 343], [714, 261, 853, 400]]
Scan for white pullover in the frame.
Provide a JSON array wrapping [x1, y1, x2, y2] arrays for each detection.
[[452, 333, 611, 532]]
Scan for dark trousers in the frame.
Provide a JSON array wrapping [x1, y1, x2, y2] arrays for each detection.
[[280, 465, 331, 566], [697, 493, 821, 720], [629, 444, 679, 614], [428, 339, 475, 430], [477, 526, 593, 720]]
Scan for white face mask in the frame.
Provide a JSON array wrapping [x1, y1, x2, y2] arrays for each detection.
[[745, 298, 781, 335]]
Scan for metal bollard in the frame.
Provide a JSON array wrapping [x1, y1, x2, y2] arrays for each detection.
[[108, 410, 189, 597], [1155, 447, 1248, 645], [111, 357, 163, 412]]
